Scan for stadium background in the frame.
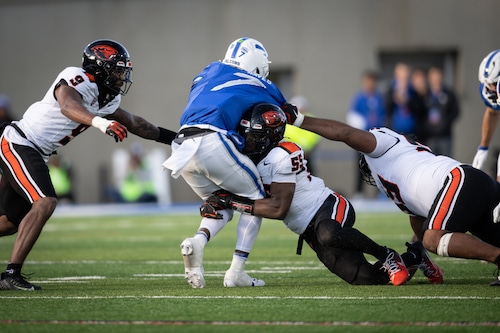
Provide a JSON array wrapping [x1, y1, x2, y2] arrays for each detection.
[[0, 0, 497, 204]]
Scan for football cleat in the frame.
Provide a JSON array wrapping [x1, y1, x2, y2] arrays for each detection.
[[490, 268, 500, 286], [223, 269, 265, 287], [406, 241, 444, 284], [0, 272, 41, 291], [490, 276, 500, 286], [381, 249, 409, 286], [180, 237, 205, 288]]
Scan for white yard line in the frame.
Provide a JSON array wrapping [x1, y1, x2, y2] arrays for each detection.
[[1, 295, 499, 300]]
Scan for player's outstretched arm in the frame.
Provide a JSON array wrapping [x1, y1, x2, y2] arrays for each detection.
[[203, 182, 295, 220], [110, 107, 177, 145], [473, 107, 499, 170], [300, 116, 377, 154], [56, 82, 100, 126], [56, 82, 128, 142], [253, 182, 295, 220], [479, 107, 500, 148]]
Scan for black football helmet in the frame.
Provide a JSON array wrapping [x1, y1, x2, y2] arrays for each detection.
[[238, 103, 287, 162], [359, 154, 376, 186], [82, 39, 133, 96]]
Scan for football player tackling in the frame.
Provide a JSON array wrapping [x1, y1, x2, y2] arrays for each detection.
[[283, 105, 500, 286], [163, 37, 294, 288], [203, 103, 443, 286], [0, 39, 176, 290]]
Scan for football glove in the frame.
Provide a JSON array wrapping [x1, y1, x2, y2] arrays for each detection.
[[207, 189, 255, 215], [92, 116, 128, 142], [199, 201, 223, 220], [281, 103, 305, 127], [472, 148, 488, 170]]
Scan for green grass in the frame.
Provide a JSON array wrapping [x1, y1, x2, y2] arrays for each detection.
[[0, 210, 499, 333]]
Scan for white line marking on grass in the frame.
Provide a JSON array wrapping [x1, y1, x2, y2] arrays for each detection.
[[47, 276, 106, 281], [1, 295, 500, 300], [0, 260, 321, 265], [1, 320, 500, 327]]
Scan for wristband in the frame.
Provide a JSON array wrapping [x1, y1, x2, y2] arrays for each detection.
[[156, 127, 177, 145], [294, 112, 305, 127], [478, 146, 489, 151], [91, 116, 111, 134], [230, 198, 255, 215]]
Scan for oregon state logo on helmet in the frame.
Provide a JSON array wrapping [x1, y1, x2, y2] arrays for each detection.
[[261, 110, 286, 128], [88, 44, 132, 68], [82, 39, 133, 97], [89, 45, 119, 61]]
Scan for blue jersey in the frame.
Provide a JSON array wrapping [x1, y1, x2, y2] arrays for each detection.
[[479, 83, 500, 111], [180, 62, 287, 130]]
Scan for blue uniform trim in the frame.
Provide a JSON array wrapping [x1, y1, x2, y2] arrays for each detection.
[[218, 132, 265, 198], [484, 50, 500, 79], [479, 83, 500, 110], [230, 38, 248, 58], [255, 44, 265, 52]]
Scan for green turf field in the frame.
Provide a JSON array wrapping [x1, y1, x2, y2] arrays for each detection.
[[0, 210, 499, 333]]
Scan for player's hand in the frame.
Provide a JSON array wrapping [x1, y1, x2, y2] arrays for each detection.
[[105, 121, 128, 142], [92, 116, 128, 142], [207, 189, 255, 215], [199, 201, 223, 219], [206, 189, 234, 210], [494, 203, 500, 223], [281, 103, 304, 127], [472, 148, 488, 170]]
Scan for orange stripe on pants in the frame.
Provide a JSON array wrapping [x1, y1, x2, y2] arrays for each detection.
[[431, 167, 462, 230], [334, 194, 348, 226], [1, 137, 42, 202]]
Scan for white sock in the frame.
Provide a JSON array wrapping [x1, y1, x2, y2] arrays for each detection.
[[235, 214, 262, 253], [193, 232, 208, 247], [229, 253, 247, 271], [198, 209, 233, 241]]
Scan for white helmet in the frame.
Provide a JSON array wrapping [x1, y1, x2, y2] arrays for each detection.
[[478, 50, 500, 84], [222, 37, 271, 78]]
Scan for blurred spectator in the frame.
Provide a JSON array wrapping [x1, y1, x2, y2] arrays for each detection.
[[109, 142, 158, 203], [385, 63, 415, 134], [0, 94, 15, 123], [424, 66, 460, 156], [408, 67, 430, 144], [48, 155, 75, 203], [347, 70, 386, 198], [283, 96, 321, 175]]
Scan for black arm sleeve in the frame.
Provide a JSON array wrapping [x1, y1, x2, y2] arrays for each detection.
[[156, 127, 177, 145]]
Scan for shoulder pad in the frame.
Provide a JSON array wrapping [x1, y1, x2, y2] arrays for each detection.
[[278, 141, 301, 154]]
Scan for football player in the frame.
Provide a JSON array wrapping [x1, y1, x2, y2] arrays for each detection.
[[203, 103, 443, 285], [162, 37, 291, 288], [472, 50, 500, 181], [283, 107, 500, 286], [0, 39, 176, 291]]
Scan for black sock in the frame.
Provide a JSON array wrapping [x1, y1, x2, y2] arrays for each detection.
[[401, 249, 422, 267], [494, 254, 500, 267], [6, 263, 22, 276]]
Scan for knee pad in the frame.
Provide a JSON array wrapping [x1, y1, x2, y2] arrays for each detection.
[[437, 232, 453, 257], [316, 220, 342, 247]]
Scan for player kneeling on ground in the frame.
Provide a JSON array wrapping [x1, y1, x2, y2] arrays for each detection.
[[201, 103, 443, 285]]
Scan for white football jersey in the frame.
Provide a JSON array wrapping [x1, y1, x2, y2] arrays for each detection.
[[365, 127, 461, 217], [257, 141, 332, 234], [4, 66, 121, 158]]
